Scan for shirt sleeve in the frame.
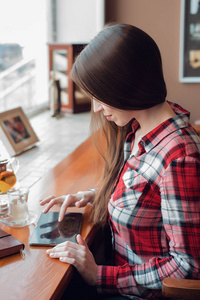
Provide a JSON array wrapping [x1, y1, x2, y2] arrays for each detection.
[[96, 156, 200, 296]]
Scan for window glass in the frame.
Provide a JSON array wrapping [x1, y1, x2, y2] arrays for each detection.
[[0, 0, 48, 114]]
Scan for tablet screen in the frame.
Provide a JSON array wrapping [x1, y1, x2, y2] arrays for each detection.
[[29, 212, 82, 246]]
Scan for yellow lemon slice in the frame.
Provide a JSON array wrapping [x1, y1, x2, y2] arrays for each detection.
[[0, 180, 11, 193]]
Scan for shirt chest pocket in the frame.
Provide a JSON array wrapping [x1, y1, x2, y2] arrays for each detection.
[[123, 167, 147, 191], [114, 168, 148, 210]]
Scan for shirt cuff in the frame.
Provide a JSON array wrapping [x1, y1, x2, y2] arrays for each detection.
[[96, 265, 118, 294]]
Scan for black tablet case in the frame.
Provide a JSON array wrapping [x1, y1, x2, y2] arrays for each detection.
[[29, 212, 82, 246]]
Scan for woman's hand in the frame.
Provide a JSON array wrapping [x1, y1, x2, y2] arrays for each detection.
[[46, 234, 97, 286], [39, 190, 96, 222]]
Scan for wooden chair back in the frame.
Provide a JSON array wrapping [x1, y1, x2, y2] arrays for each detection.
[[162, 277, 200, 299]]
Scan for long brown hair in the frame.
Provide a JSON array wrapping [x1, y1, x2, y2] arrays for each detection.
[[71, 24, 167, 226]]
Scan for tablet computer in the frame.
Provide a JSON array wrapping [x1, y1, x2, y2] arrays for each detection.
[[29, 211, 82, 247]]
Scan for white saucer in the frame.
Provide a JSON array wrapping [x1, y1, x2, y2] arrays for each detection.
[[0, 211, 37, 228]]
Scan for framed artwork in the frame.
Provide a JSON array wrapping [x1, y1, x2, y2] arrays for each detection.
[[0, 107, 39, 156], [179, 0, 200, 82]]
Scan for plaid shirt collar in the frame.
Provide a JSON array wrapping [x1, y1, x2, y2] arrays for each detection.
[[125, 101, 191, 158]]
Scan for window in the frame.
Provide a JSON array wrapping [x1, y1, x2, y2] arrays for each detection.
[[0, 0, 48, 115]]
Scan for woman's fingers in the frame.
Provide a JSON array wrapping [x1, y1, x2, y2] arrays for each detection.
[[47, 240, 84, 265], [46, 236, 97, 285], [76, 234, 88, 247], [39, 195, 55, 206], [39, 191, 95, 222], [58, 194, 83, 221], [39, 194, 81, 219], [41, 196, 64, 214], [47, 240, 81, 253], [75, 191, 95, 208]]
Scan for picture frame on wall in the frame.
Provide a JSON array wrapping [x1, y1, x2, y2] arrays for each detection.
[[179, 0, 200, 82], [0, 107, 39, 156]]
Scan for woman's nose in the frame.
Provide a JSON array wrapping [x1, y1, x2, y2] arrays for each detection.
[[93, 98, 103, 113]]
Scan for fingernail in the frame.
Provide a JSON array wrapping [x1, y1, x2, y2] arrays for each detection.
[[46, 249, 51, 253]]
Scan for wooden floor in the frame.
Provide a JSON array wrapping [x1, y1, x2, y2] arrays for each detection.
[[6, 109, 91, 189]]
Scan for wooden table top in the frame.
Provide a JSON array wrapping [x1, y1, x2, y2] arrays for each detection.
[[0, 137, 103, 300]]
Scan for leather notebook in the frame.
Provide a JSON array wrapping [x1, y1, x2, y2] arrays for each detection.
[[0, 228, 24, 258], [29, 211, 82, 246]]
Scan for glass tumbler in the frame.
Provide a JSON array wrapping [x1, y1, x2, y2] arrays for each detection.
[[7, 187, 29, 225]]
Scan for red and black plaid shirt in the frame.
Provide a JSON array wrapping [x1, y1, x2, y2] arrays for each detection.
[[96, 101, 200, 299]]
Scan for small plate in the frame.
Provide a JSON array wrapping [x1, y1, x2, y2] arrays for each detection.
[[0, 211, 37, 228]]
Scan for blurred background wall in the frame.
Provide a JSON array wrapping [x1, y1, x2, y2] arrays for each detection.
[[105, 0, 200, 123]]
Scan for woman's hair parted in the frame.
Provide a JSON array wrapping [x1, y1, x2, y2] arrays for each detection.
[[71, 23, 167, 226]]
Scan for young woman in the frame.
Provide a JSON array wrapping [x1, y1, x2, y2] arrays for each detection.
[[40, 24, 200, 299]]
